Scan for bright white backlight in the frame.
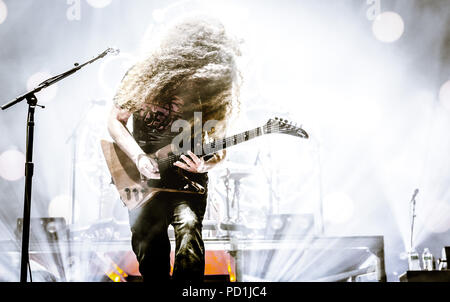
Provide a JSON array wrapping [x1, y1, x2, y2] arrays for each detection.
[[422, 201, 450, 234], [48, 195, 80, 224], [26, 71, 58, 103], [439, 80, 450, 111], [152, 9, 166, 23], [0, 149, 25, 181], [372, 11, 405, 43], [0, 1, 7, 25], [86, 0, 112, 9], [323, 192, 355, 224]]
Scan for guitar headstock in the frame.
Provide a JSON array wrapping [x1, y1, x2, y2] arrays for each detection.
[[264, 117, 309, 139]]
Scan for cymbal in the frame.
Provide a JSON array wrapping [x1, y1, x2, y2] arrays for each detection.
[[220, 172, 252, 180], [215, 161, 255, 172]]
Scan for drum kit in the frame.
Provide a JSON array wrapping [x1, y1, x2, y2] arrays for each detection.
[[204, 159, 271, 238], [203, 106, 287, 238]]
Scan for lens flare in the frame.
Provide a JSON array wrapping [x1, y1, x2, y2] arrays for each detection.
[[86, 0, 112, 9], [372, 11, 405, 43], [0, 149, 25, 181], [0, 0, 7, 24]]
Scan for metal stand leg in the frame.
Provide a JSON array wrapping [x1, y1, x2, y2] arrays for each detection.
[[20, 94, 38, 282]]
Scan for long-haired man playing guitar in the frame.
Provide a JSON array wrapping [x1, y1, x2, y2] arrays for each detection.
[[107, 16, 241, 282]]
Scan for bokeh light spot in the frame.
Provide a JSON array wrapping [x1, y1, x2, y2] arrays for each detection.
[[439, 80, 450, 111], [0, 149, 25, 181], [26, 71, 58, 104], [372, 11, 405, 43], [86, 0, 112, 9], [48, 195, 80, 224], [0, 1, 7, 25]]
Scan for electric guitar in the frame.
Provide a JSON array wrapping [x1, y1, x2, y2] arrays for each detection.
[[101, 117, 309, 210]]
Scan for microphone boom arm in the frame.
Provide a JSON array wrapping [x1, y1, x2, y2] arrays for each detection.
[[1, 47, 119, 111], [0, 46, 119, 282]]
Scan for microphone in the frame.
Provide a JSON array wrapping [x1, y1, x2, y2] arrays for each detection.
[[411, 188, 419, 201], [106, 47, 120, 56]]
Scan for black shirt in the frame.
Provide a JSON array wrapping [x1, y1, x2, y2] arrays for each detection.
[[131, 97, 208, 190]]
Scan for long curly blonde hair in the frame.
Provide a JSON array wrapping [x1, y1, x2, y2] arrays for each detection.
[[114, 16, 242, 137]]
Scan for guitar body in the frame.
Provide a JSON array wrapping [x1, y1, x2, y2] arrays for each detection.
[[100, 140, 203, 210]]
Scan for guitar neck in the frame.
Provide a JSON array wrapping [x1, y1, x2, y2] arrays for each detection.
[[202, 126, 267, 155], [158, 124, 274, 167]]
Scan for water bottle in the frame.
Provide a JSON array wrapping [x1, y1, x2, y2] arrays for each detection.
[[422, 248, 434, 271], [408, 249, 421, 270], [438, 247, 448, 270]]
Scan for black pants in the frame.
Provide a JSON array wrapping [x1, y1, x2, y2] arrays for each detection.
[[128, 191, 207, 282]]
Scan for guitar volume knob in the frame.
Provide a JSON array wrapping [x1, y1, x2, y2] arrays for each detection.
[[124, 188, 131, 200], [132, 188, 139, 201]]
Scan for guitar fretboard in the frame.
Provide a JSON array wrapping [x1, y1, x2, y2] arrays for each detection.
[[203, 126, 264, 154], [157, 125, 272, 169]]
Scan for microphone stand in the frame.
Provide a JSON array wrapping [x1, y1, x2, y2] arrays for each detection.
[[1, 47, 118, 282], [65, 99, 106, 225], [410, 188, 419, 251]]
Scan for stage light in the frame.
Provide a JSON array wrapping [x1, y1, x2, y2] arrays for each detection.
[[26, 71, 58, 104], [0, 149, 25, 181], [152, 9, 166, 23], [439, 80, 450, 111], [323, 192, 355, 224], [422, 200, 450, 234], [228, 262, 236, 282], [86, 0, 112, 9], [96, 252, 128, 282], [270, 217, 284, 231], [98, 52, 136, 98], [0, 1, 7, 24], [372, 11, 405, 43]]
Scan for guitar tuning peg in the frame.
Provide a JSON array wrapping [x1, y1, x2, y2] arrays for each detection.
[[275, 117, 279, 120]]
